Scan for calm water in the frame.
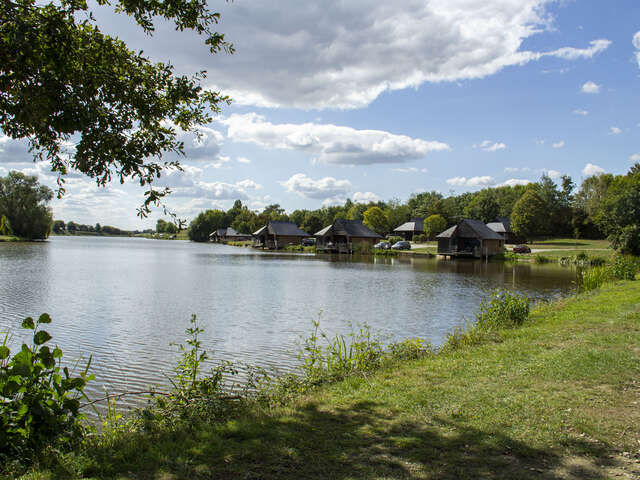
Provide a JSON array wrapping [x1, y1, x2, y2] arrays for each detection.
[[0, 236, 578, 410]]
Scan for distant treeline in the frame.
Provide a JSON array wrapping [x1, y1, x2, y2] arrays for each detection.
[[52, 220, 152, 236], [188, 164, 640, 255]]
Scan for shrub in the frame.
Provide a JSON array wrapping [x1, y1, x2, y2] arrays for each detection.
[[608, 253, 639, 280], [388, 337, 432, 360], [0, 314, 92, 460], [413, 233, 429, 243], [475, 290, 530, 331], [386, 236, 403, 244], [534, 254, 551, 264]]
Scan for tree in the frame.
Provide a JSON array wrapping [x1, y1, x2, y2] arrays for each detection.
[[595, 170, 640, 255], [510, 190, 547, 242], [384, 199, 411, 231], [424, 214, 447, 240], [301, 212, 324, 236], [52, 220, 65, 234], [463, 189, 500, 223], [188, 209, 227, 242], [363, 206, 389, 236], [0, 171, 53, 239], [156, 219, 168, 233], [1, 0, 232, 216]]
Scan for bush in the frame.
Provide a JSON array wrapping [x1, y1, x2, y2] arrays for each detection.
[[387, 236, 402, 244], [475, 290, 530, 331], [608, 254, 639, 280], [413, 233, 429, 243], [0, 314, 92, 461], [534, 254, 551, 264]]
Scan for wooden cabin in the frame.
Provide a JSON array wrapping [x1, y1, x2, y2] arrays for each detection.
[[393, 217, 424, 241], [209, 227, 251, 243], [486, 217, 520, 244], [436, 219, 505, 258], [252, 221, 309, 249], [314, 219, 382, 253]]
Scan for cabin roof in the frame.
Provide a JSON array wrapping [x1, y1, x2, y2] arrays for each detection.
[[394, 217, 424, 233], [253, 221, 308, 237], [486, 217, 511, 234], [315, 219, 381, 238], [436, 219, 503, 240]]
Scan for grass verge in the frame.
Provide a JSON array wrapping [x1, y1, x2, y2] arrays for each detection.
[[16, 279, 640, 479]]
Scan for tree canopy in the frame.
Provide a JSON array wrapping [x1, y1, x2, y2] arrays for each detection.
[[0, 0, 232, 216], [0, 171, 53, 239]]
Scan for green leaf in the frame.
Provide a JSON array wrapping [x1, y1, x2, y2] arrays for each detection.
[[38, 313, 51, 324], [33, 330, 52, 346], [22, 317, 35, 330], [53, 347, 62, 359], [0, 345, 9, 360]]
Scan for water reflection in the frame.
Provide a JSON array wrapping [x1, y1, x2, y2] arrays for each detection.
[[0, 236, 577, 411]]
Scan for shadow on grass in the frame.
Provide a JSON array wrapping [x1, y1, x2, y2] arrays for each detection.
[[74, 400, 622, 480]]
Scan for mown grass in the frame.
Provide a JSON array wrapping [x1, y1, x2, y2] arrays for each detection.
[[17, 279, 640, 479]]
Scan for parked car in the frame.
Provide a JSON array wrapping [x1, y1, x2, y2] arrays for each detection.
[[302, 238, 316, 246], [373, 241, 391, 249], [512, 244, 531, 254], [391, 241, 411, 250]]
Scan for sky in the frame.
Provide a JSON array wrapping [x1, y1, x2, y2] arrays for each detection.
[[1, 0, 639, 230]]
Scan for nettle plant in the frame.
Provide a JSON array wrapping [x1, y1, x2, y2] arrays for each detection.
[[0, 314, 92, 457]]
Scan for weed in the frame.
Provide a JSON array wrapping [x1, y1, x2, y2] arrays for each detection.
[[476, 290, 530, 331], [0, 314, 93, 463]]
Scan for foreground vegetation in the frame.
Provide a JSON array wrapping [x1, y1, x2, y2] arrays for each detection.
[[4, 257, 639, 479]]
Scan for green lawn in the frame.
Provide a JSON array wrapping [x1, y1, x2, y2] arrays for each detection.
[[21, 279, 640, 479]]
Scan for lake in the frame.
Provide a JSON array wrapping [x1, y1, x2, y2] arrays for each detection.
[[0, 236, 578, 411]]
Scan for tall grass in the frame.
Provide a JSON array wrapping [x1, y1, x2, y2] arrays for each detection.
[[579, 254, 639, 291]]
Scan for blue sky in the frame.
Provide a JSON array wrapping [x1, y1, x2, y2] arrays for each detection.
[[1, 0, 639, 229]]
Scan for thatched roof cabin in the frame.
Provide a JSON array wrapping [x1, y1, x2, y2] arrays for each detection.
[[209, 227, 251, 243], [252, 221, 309, 249], [436, 219, 504, 258], [486, 217, 519, 244], [393, 217, 424, 240], [314, 219, 381, 253]]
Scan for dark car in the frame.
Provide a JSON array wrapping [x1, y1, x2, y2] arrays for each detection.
[[512, 244, 531, 254], [302, 238, 316, 246], [391, 241, 411, 250], [373, 241, 391, 250]]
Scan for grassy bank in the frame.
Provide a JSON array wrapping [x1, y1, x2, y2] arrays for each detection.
[[0, 235, 25, 242], [16, 278, 640, 479]]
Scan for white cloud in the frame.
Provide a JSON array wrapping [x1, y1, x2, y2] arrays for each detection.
[[633, 32, 640, 67], [473, 140, 506, 152], [0, 135, 34, 163], [500, 178, 531, 187], [609, 126, 622, 135], [223, 113, 449, 165], [392, 167, 428, 173], [582, 163, 605, 176], [446, 176, 495, 187], [352, 191, 380, 203], [280, 173, 352, 200], [552, 141, 565, 149], [573, 109, 589, 116], [152, 164, 261, 200], [581, 81, 600, 94], [237, 156, 251, 164], [630, 153, 640, 162], [546, 170, 562, 179], [108, 1, 611, 109]]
